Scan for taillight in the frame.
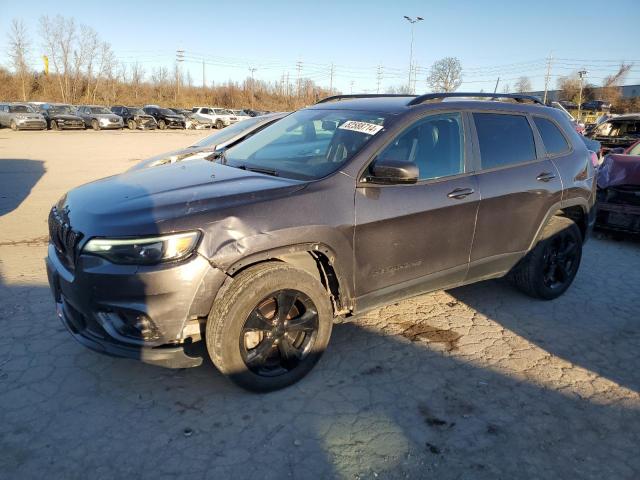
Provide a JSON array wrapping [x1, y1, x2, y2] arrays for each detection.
[[589, 150, 599, 168]]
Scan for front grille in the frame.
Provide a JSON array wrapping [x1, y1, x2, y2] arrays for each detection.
[[109, 118, 118, 123], [48, 207, 83, 270]]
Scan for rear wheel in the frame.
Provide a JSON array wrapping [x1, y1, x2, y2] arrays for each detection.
[[91, 119, 100, 131], [206, 263, 333, 392], [510, 216, 582, 300], [51, 120, 59, 130], [216, 119, 224, 129], [158, 119, 167, 130], [10, 120, 18, 131], [128, 120, 136, 130]]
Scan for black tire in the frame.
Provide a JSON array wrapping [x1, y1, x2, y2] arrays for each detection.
[[51, 120, 59, 131], [206, 263, 333, 392], [91, 119, 100, 131], [158, 119, 167, 130], [128, 120, 136, 130], [10, 120, 18, 131], [216, 120, 224, 129], [510, 216, 582, 300]]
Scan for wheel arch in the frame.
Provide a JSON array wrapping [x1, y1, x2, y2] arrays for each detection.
[[528, 198, 590, 251]]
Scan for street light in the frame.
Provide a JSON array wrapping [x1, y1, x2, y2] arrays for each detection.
[[403, 15, 423, 94], [577, 69, 588, 122]]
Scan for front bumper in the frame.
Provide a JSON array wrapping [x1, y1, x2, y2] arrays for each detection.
[[165, 119, 186, 129], [45, 244, 227, 368], [16, 118, 47, 130], [99, 120, 124, 129], [57, 120, 85, 130]]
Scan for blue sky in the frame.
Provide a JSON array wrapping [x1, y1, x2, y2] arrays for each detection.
[[1, 0, 639, 94]]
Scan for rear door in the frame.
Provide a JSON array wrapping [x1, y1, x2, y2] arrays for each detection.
[[466, 111, 563, 280], [354, 111, 479, 305]]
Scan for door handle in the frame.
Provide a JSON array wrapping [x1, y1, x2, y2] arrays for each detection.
[[447, 187, 475, 199], [536, 172, 556, 182]]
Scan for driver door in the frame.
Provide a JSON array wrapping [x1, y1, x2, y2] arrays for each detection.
[[353, 112, 479, 308]]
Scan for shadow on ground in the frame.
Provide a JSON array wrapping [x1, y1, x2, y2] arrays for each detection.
[[0, 264, 638, 479], [0, 159, 46, 217]]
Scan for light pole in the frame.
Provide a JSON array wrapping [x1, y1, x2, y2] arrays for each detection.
[[577, 69, 588, 122], [403, 15, 423, 94], [248, 67, 257, 109]]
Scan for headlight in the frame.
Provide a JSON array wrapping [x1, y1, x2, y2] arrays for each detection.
[[83, 231, 200, 265]]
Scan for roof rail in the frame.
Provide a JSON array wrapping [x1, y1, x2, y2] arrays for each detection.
[[407, 92, 544, 106], [316, 94, 415, 104]]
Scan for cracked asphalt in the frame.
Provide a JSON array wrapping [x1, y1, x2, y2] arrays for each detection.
[[1, 130, 639, 479]]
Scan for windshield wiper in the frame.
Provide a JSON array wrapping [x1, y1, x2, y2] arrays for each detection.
[[236, 164, 279, 177]]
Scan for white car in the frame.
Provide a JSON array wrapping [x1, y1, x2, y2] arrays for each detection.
[[191, 107, 238, 129], [229, 109, 251, 122]]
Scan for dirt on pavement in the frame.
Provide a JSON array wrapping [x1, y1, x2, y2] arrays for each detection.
[[0, 129, 638, 479]]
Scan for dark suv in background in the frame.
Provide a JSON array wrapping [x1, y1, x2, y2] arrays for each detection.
[[142, 105, 186, 129], [110, 106, 157, 130], [46, 93, 596, 392]]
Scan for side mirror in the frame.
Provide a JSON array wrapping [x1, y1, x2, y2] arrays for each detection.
[[367, 159, 419, 184]]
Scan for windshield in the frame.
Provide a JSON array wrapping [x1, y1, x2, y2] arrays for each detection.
[[160, 108, 177, 116], [222, 109, 388, 180], [129, 108, 146, 115], [9, 105, 34, 113], [192, 117, 266, 148], [595, 120, 640, 138], [49, 105, 75, 115], [90, 107, 111, 114], [628, 142, 640, 156]]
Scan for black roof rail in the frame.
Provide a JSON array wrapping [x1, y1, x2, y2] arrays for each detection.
[[407, 92, 544, 106], [316, 94, 415, 104]]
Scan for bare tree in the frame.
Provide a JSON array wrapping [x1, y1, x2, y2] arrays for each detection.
[[514, 76, 532, 93], [39, 15, 77, 102], [502, 83, 511, 94], [130, 62, 145, 101], [601, 63, 632, 106], [426, 57, 462, 92], [557, 75, 581, 102], [7, 19, 31, 101]]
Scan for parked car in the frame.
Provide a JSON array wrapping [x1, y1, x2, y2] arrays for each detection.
[[596, 140, 640, 233], [0, 103, 47, 130], [76, 105, 124, 130], [110, 106, 157, 130], [558, 100, 577, 110], [45, 93, 595, 392], [35, 103, 85, 130], [191, 107, 237, 129], [581, 100, 611, 112], [129, 112, 288, 170], [142, 106, 186, 129], [229, 109, 251, 121], [587, 114, 640, 155]]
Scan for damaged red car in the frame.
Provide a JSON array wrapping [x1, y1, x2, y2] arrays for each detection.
[[597, 140, 640, 233]]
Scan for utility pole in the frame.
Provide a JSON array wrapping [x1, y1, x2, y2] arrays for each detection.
[[328, 63, 335, 94], [376, 65, 383, 94], [493, 76, 500, 94], [202, 58, 205, 88], [578, 69, 588, 121], [350, 80, 355, 94], [543, 52, 553, 104], [403, 16, 423, 94], [176, 50, 185, 102], [248, 67, 257, 109], [296, 60, 303, 97]]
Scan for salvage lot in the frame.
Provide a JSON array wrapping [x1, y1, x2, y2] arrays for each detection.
[[0, 130, 639, 479]]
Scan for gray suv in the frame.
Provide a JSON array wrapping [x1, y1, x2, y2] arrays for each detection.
[[76, 105, 124, 130], [46, 93, 596, 392], [0, 103, 47, 130]]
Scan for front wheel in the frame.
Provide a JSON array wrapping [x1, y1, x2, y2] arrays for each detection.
[[509, 216, 582, 300], [51, 120, 59, 130], [10, 120, 18, 131], [128, 120, 136, 130], [206, 263, 333, 392], [215, 120, 224, 129], [91, 119, 100, 131], [158, 119, 167, 130]]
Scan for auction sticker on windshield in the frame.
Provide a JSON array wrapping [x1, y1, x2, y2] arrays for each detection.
[[339, 120, 384, 135]]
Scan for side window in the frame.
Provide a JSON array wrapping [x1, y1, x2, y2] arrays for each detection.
[[377, 113, 464, 181], [534, 117, 570, 155], [473, 113, 537, 169]]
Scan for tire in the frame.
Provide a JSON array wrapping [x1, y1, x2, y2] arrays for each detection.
[[128, 120, 136, 130], [10, 120, 18, 131], [206, 262, 333, 392], [91, 119, 100, 131], [510, 216, 582, 300], [158, 119, 167, 130], [216, 120, 224, 129], [51, 120, 59, 131]]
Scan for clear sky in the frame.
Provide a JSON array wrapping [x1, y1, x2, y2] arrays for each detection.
[[1, 0, 639, 94]]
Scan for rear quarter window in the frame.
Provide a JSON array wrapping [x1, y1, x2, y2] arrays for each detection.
[[533, 117, 570, 155], [473, 113, 537, 169]]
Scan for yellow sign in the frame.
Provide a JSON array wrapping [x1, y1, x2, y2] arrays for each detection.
[[42, 55, 49, 75]]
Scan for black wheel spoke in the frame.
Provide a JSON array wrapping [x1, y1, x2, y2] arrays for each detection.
[[286, 310, 318, 333], [276, 291, 297, 322], [278, 337, 301, 363], [246, 336, 276, 366], [244, 310, 273, 332]]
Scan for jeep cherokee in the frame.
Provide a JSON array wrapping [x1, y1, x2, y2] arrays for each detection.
[[46, 93, 596, 392]]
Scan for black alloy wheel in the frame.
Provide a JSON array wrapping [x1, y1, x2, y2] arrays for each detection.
[[240, 289, 319, 377], [541, 230, 579, 290]]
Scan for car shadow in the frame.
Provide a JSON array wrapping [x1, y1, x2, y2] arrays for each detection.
[[0, 159, 46, 217], [0, 269, 638, 479]]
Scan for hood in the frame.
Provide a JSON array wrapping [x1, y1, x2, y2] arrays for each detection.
[[59, 160, 306, 237], [128, 146, 216, 171], [12, 112, 44, 119], [50, 113, 83, 121], [94, 113, 121, 120], [598, 154, 640, 189]]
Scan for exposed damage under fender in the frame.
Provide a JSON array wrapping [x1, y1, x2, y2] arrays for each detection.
[[596, 154, 640, 234]]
